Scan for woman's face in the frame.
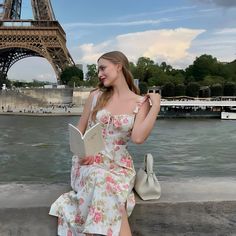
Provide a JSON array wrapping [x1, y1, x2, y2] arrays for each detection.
[[98, 58, 120, 87]]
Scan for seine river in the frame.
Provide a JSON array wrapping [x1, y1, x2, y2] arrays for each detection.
[[0, 115, 236, 183]]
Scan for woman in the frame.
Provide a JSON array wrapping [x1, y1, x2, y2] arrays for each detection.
[[49, 51, 161, 236]]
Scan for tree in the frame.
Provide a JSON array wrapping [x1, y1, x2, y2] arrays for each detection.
[[199, 86, 211, 98], [211, 83, 223, 97], [60, 66, 84, 86], [175, 84, 186, 96], [186, 82, 200, 97], [138, 81, 148, 95], [134, 57, 154, 82], [224, 82, 236, 96], [85, 64, 98, 87], [67, 76, 83, 87], [160, 61, 172, 73], [186, 54, 218, 81], [202, 75, 225, 86], [162, 82, 175, 97]]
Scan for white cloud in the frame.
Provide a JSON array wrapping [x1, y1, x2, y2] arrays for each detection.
[[75, 28, 205, 69], [63, 19, 171, 29], [214, 27, 236, 34]]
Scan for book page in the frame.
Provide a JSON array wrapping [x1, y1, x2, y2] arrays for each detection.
[[83, 123, 105, 156], [68, 124, 85, 157], [68, 123, 105, 158]]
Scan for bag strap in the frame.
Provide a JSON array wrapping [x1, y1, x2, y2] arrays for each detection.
[[144, 153, 154, 174]]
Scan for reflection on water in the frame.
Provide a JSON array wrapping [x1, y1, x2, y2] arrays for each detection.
[[0, 115, 236, 183]]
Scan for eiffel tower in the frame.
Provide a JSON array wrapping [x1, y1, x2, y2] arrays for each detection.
[[0, 0, 75, 85]]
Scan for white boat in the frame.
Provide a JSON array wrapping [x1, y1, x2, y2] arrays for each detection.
[[221, 111, 236, 120]]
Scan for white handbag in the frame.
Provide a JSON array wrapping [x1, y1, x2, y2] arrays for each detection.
[[134, 153, 161, 200]]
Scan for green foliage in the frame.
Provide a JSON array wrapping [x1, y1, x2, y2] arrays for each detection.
[[186, 54, 218, 81], [199, 86, 211, 98], [85, 64, 98, 87], [211, 83, 223, 97], [60, 66, 83, 85], [138, 81, 148, 95], [162, 82, 175, 97], [202, 75, 225, 86], [224, 82, 236, 96], [175, 84, 186, 96], [186, 82, 200, 97]]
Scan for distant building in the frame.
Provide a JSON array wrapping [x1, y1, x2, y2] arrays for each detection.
[[148, 86, 162, 94]]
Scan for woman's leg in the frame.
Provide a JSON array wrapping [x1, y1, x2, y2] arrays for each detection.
[[119, 207, 132, 236]]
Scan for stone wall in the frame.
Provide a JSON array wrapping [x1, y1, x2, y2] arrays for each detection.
[[72, 87, 92, 106], [0, 178, 236, 236], [21, 88, 73, 104], [0, 90, 46, 110]]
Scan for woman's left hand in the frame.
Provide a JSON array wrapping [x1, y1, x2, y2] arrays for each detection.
[[146, 93, 161, 108], [79, 155, 95, 165]]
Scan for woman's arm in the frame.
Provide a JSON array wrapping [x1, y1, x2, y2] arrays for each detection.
[[131, 93, 161, 144], [76, 90, 98, 135]]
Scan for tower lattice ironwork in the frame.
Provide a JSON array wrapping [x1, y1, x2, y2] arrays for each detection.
[[0, 0, 75, 84]]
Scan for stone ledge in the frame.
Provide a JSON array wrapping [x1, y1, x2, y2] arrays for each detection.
[[0, 178, 236, 236]]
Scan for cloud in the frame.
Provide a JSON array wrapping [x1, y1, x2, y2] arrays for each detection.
[[194, 0, 236, 7], [63, 18, 172, 29], [214, 27, 236, 34], [75, 28, 205, 69]]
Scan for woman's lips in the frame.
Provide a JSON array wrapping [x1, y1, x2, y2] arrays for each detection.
[[99, 77, 106, 83]]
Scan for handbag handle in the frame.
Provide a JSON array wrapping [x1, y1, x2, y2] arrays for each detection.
[[144, 153, 154, 174]]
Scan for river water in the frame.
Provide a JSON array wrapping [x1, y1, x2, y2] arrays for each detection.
[[0, 115, 236, 183]]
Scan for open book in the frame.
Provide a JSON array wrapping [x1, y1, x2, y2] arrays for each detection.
[[68, 123, 105, 158]]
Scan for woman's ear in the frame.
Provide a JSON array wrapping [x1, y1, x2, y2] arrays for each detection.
[[117, 63, 122, 72]]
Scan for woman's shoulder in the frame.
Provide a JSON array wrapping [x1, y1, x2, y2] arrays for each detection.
[[90, 88, 100, 97]]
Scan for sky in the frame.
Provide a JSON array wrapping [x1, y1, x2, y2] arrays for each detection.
[[7, 0, 236, 83]]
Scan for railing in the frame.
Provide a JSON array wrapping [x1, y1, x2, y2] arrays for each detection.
[[160, 99, 236, 107], [0, 20, 66, 36]]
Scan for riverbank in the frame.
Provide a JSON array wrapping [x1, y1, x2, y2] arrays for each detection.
[[1, 178, 236, 235], [0, 108, 222, 118]]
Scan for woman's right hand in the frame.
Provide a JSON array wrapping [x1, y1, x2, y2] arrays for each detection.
[[79, 156, 94, 165]]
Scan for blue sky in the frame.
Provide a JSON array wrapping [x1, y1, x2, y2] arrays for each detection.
[[8, 0, 236, 82]]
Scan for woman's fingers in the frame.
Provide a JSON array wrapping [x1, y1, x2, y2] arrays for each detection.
[[79, 156, 95, 165]]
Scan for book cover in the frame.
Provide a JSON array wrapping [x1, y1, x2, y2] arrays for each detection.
[[68, 123, 105, 158]]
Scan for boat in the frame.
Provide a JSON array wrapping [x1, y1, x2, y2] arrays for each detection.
[[221, 108, 236, 120]]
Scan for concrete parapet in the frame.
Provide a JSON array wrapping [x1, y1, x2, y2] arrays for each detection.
[[0, 178, 236, 236]]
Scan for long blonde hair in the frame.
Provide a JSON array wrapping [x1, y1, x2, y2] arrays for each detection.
[[91, 51, 140, 121]]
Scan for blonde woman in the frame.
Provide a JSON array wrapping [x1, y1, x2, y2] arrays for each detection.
[[49, 51, 161, 236]]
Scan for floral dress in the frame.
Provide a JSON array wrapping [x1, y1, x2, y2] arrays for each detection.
[[49, 93, 148, 236]]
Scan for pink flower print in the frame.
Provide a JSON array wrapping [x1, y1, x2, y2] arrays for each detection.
[[79, 198, 84, 205], [123, 183, 129, 189], [114, 145, 120, 151], [75, 214, 81, 224], [67, 229, 73, 236], [94, 154, 102, 164], [101, 114, 109, 124], [94, 211, 102, 223], [123, 117, 129, 124], [89, 206, 95, 215], [119, 169, 128, 175], [106, 175, 115, 184], [115, 139, 125, 145], [113, 118, 122, 128], [106, 183, 113, 193], [58, 217, 64, 225], [121, 156, 132, 168], [107, 228, 113, 236], [75, 168, 80, 177]]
